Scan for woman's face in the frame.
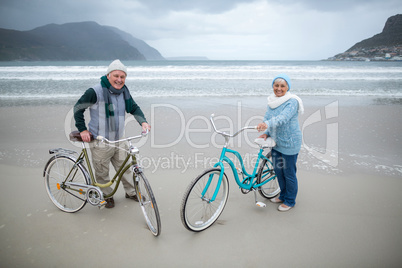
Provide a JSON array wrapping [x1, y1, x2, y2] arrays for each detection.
[[107, 70, 126, 90], [273, 79, 288, 97]]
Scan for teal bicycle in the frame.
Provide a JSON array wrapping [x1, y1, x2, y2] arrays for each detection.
[[180, 114, 280, 232]]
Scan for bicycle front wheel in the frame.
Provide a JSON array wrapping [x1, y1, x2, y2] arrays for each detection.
[[134, 172, 161, 236], [180, 168, 229, 232], [44, 155, 90, 213], [256, 151, 280, 199]]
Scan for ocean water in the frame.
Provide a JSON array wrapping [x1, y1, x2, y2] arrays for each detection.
[[0, 60, 401, 177], [0, 60, 401, 106]]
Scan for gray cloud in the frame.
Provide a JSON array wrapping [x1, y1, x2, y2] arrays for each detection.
[[270, 0, 401, 11], [0, 0, 401, 60], [136, 0, 401, 13], [136, 0, 259, 13], [3, 0, 399, 30]]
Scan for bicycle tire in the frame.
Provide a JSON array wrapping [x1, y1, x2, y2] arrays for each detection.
[[256, 151, 280, 199], [44, 155, 90, 213], [180, 168, 229, 232], [134, 172, 161, 236]]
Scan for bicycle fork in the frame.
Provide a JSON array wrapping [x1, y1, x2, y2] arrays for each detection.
[[203, 166, 225, 203]]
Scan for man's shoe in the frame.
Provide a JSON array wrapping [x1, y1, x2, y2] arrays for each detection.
[[125, 193, 140, 202], [105, 197, 115, 208]]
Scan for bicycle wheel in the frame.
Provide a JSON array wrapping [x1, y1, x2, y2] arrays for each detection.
[[256, 151, 280, 199], [134, 172, 161, 236], [180, 168, 229, 232], [44, 155, 90, 213]]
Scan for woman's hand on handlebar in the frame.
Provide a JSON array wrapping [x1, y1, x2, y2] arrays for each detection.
[[257, 123, 268, 132]]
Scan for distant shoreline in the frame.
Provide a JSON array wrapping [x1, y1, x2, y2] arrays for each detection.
[[165, 56, 209, 60]]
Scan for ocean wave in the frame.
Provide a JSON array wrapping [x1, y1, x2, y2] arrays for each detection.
[[1, 61, 401, 100], [1, 90, 401, 99], [1, 75, 401, 81]]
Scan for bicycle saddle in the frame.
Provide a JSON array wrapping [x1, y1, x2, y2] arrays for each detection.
[[254, 137, 276, 148]]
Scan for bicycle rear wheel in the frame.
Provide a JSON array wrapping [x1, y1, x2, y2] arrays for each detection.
[[134, 172, 161, 236], [44, 155, 90, 213], [180, 168, 229, 232], [256, 151, 280, 199]]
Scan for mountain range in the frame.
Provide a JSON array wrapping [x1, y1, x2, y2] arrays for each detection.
[[1, 15, 401, 62], [348, 14, 402, 50], [329, 14, 402, 61], [0, 21, 164, 61]]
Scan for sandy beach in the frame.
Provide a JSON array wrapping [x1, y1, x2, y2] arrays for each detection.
[[1, 96, 402, 267]]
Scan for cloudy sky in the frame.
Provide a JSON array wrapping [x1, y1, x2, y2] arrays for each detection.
[[0, 0, 401, 60]]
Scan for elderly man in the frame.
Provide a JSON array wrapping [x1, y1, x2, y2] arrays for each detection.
[[74, 59, 151, 208]]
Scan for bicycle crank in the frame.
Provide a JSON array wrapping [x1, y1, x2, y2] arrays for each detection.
[[253, 189, 266, 208], [86, 187, 104, 207], [64, 182, 104, 207]]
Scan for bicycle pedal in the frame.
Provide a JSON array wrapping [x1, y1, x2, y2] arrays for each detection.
[[98, 200, 107, 209], [255, 201, 266, 208]]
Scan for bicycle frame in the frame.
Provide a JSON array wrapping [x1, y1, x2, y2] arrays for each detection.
[[76, 144, 138, 199], [216, 147, 272, 188], [207, 147, 273, 203], [50, 132, 145, 200], [204, 114, 276, 203]]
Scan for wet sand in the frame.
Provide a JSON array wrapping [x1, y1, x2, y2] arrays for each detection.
[[0, 96, 401, 267]]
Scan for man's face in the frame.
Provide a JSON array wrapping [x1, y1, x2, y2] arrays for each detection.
[[107, 70, 126, 90]]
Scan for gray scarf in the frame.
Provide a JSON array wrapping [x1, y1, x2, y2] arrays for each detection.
[[100, 75, 133, 131]]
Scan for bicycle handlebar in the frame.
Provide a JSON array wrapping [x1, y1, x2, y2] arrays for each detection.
[[96, 129, 149, 144], [210, 114, 256, 138]]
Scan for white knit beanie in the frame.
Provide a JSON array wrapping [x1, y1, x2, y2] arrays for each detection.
[[107, 59, 127, 76]]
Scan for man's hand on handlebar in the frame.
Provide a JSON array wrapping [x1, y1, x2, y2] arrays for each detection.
[[142, 122, 151, 133]]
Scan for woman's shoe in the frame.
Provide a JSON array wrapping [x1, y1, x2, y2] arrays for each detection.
[[270, 197, 283, 203], [278, 204, 292, 212]]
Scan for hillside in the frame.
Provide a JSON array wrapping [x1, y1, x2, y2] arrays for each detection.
[[0, 21, 164, 61], [106, 26, 164, 60], [328, 14, 402, 61]]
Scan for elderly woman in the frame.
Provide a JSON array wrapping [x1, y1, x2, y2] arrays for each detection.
[[257, 74, 304, 212]]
